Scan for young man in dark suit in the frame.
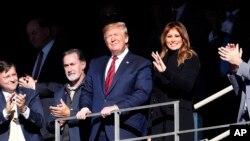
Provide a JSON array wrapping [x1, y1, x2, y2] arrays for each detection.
[[0, 60, 44, 141]]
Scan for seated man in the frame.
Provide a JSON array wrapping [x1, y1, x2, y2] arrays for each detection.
[[19, 48, 90, 141], [0, 60, 44, 141]]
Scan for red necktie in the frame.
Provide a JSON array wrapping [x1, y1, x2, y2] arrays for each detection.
[[33, 51, 44, 80], [105, 55, 118, 94]]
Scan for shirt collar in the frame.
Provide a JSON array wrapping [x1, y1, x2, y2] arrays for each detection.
[[2, 90, 14, 101], [41, 40, 54, 57], [112, 47, 129, 61]]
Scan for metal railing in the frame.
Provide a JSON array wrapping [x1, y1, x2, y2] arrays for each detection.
[[193, 85, 233, 141], [55, 101, 180, 141], [54, 85, 237, 141], [194, 85, 233, 110]]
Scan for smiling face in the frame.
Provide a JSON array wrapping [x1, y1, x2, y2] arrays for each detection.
[[0, 66, 18, 93], [165, 28, 183, 51], [103, 22, 129, 56]]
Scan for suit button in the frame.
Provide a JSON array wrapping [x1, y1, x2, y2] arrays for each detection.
[[104, 99, 107, 102]]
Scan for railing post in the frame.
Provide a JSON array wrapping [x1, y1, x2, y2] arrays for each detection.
[[55, 119, 60, 141], [174, 101, 180, 141], [114, 111, 120, 141]]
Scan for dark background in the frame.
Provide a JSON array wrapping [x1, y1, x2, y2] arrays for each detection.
[[0, 0, 246, 140]]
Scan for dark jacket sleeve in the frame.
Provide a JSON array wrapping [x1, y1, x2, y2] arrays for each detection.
[[36, 82, 64, 97], [156, 56, 200, 93]]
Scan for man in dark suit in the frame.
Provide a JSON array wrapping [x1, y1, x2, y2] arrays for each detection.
[[76, 22, 153, 141], [25, 17, 68, 140], [25, 17, 67, 83], [19, 48, 91, 141], [0, 60, 44, 141]]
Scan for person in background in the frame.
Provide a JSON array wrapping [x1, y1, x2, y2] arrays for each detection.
[[76, 21, 153, 141], [25, 17, 68, 83], [218, 43, 250, 122], [19, 48, 91, 141], [23, 17, 69, 140], [0, 60, 44, 141], [148, 22, 200, 141]]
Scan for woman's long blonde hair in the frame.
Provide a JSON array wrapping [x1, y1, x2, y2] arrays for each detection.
[[160, 22, 197, 66]]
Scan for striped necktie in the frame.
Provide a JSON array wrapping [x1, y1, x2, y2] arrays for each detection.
[[105, 55, 118, 94]]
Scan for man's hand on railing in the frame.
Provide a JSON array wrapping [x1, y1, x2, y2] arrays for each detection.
[[76, 107, 91, 120], [100, 105, 119, 118]]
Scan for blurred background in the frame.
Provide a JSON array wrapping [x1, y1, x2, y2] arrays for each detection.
[[0, 0, 247, 140]]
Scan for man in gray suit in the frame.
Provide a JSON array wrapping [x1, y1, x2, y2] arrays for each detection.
[[218, 43, 250, 122]]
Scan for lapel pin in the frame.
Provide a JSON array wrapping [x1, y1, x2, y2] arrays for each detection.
[[126, 61, 129, 64]]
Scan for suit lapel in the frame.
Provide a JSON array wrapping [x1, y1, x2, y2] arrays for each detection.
[[0, 90, 6, 110], [102, 56, 110, 96]]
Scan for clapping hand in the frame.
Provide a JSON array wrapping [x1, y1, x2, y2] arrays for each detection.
[[15, 93, 27, 112], [49, 99, 70, 118], [151, 51, 166, 72], [5, 92, 16, 114], [218, 43, 243, 66]]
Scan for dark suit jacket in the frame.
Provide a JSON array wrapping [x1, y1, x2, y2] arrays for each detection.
[[80, 51, 153, 140], [0, 87, 44, 141], [30, 39, 68, 139], [40, 82, 91, 141], [36, 40, 67, 84]]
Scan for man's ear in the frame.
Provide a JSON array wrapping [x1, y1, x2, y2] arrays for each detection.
[[125, 36, 129, 44], [81, 61, 86, 70]]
